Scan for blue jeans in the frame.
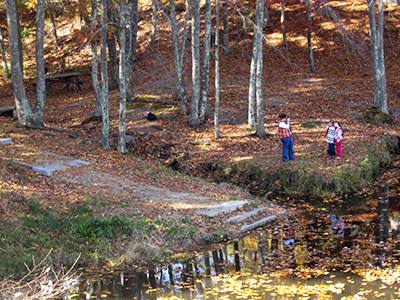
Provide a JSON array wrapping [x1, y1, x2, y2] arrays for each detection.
[[327, 143, 336, 156], [281, 137, 294, 161]]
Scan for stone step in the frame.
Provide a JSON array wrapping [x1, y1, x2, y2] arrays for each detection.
[[195, 200, 248, 217], [223, 208, 263, 224], [240, 215, 278, 233], [31, 159, 90, 176], [0, 138, 12, 145]]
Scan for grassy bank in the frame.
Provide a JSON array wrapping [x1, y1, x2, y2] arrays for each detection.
[[0, 200, 198, 279], [197, 136, 400, 198]]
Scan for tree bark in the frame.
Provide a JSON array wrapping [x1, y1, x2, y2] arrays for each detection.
[[214, 0, 220, 140], [168, 0, 189, 114], [34, 0, 46, 125], [221, 0, 229, 54], [189, 0, 200, 127], [376, 0, 388, 113], [118, 0, 128, 154], [199, 0, 212, 124], [367, 0, 388, 113], [90, 0, 102, 117], [100, 0, 110, 149], [255, 0, 265, 137], [305, 0, 316, 72], [126, 0, 139, 99], [0, 27, 10, 80], [6, 0, 34, 126], [247, 2, 260, 130], [151, 0, 158, 44], [281, 0, 288, 48], [107, 33, 119, 90]]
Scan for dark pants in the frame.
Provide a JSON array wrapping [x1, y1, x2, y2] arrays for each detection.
[[327, 143, 336, 157], [281, 137, 295, 161]]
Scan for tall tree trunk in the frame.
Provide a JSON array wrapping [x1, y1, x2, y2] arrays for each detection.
[[151, 0, 158, 44], [107, 33, 119, 90], [281, 0, 288, 48], [16, 6, 23, 75], [34, 0, 46, 125], [221, 0, 229, 54], [247, 3, 260, 130], [46, 0, 60, 47], [90, 0, 102, 117], [376, 0, 388, 113], [126, 0, 139, 99], [100, 0, 110, 149], [118, 0, 128, 153], [199, 0, 212, 124], [168, 0, 189, 114], [305, 0, 316, 72], [6, 0, 34, 126], [367, 0, 381, 107], [189, 0, 200, 127], [0, 26, 10, 80], [214, 0, 220, 140], [255, 0, 265, 137]]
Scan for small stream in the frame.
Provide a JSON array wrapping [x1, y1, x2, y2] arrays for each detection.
[[67, 164, 400, 299]]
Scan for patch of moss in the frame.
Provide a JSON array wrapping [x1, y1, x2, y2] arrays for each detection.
[[301, 120, 322, 129], [359, 107, 394, 125]]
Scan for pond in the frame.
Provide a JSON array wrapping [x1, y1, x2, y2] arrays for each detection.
[[67, 173, 400, 299]]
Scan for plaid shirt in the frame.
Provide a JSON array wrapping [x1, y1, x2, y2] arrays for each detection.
[[278, 121, 292, 138]]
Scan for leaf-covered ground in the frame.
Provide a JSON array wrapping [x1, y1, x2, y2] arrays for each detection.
[[0, 0, 399, 276]]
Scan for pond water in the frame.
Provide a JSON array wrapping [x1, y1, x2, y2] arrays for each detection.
[[67, 171, 400, 299]]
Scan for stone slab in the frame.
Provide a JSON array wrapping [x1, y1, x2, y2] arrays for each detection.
[[240, 215, 278, 233], [31, 159, 90, 176], [195, 200, 248, 217], [224, 208, 263, 224], [0, 138, 12, 145]]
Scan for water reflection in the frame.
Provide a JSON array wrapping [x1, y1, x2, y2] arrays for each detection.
[[69, 186, 400, 299]]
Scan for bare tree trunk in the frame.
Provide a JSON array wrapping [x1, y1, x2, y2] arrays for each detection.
[[46, 0, 60, 47], [100, 0, 110, 149], [247, 3, 260, 130], [90, 0, 102, 117], [199, 0, 212, 124], [16, 7, 23, 75], [281, 0, 288, 48], [221, 0, 229, 54], [264, 0, 271, 25], [214, 0, 220, 140], [107, 33, 119, 90], [6, 0, 34, 126], [34, 0, 46, 125], [376, 0, 388, 113], [255, 0, 265, 137], [151, 0, 158, 44], [367, 0, 381, 107], [168, 0, 189, 114], [189, 0, 200, 127], [305, 0, 316, 72], [126, 0, 139, 99], [118, 0, 128, 153], [0, 26, 10, 80]]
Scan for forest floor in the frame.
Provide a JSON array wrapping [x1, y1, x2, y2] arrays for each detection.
[[0, 0, 400, 278]]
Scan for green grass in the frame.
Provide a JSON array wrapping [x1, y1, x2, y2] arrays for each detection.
[[206, 139, 394, 198], [0, 203, 198, 279], [301, 120, 322, 129]]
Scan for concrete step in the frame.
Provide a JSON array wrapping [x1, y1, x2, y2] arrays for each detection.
[[240, 215, 278, 233], [223, 208, 263, 224], [195, 200, 248, 217], [0, 138, 12, 145]]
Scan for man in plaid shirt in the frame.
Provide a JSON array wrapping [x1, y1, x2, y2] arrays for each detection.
[[278, 113, 294, 161]]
